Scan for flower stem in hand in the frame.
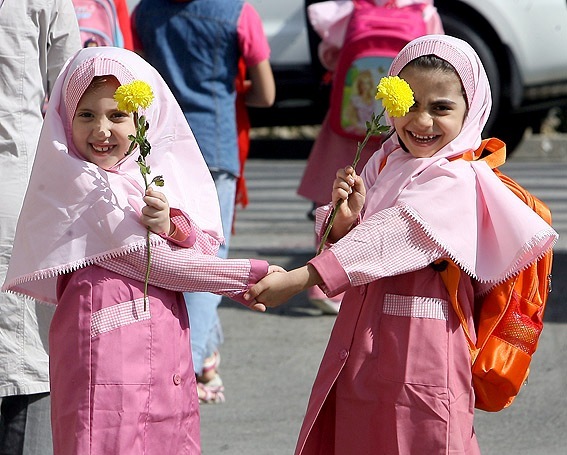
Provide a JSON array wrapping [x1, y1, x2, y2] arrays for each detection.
[[114, 81, 157, 311], [316, 76, 415, 255], [317, 113, 388, 254]]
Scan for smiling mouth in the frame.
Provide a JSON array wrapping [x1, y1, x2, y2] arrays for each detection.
[[91, 144, 113, 153], [409, 131, 438, 143]]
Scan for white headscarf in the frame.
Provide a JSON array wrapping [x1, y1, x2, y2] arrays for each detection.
[[3, 47, 223, 303]]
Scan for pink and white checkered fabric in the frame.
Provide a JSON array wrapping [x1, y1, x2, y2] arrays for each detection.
[[91, 297, 150, 338], [384, 293, 449, 321]]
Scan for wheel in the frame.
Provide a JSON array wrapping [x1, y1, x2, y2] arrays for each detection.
[[439, 13, 525, 154]]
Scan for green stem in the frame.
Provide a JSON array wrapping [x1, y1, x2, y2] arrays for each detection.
[[144, 227, 151, 311], [316, 110, 386, 255], [142, 170, 151, 311], [133, 111, 152, 311]]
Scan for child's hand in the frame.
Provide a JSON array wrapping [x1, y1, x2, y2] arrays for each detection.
[[246, 265, 288, 312], [245, 270, 294, 308], [333, 165, 366, 219], [268, 265, 287, 274], [245, 264, 321, 308], [142, 188, 171, 235]]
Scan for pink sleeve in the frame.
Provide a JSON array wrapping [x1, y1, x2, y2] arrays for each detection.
[[97, 241, 269, 307], [237, 3, 271, 67], [310, 206, 447, 296], [158, 208, 220, 255]]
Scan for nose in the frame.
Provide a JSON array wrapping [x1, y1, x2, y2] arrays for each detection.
[[93, 118, 112, 138], [414, 110, 433, 129]]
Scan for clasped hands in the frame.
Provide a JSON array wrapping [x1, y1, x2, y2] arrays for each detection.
[[245, 263, 322, 312], [246, 165, 364, 312]]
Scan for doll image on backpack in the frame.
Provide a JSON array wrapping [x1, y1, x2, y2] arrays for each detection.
[[246, 35, 558, 454], [342, 69, 378, 135]]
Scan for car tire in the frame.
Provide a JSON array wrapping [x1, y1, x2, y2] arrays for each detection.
[[439, 12, 526, 154]]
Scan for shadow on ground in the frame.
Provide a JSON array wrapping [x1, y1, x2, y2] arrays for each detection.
[[221, 251, 567, 322], [547, 251, 566, 322]]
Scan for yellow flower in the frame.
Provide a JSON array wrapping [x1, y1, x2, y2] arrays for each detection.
[[375, 76, 414, 118], [113, 79, 158, 310], [113, 80, 154, 113]]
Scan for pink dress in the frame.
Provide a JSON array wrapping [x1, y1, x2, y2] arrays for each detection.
[[49, 216, 268, 455], [296, 206, 480, 454]]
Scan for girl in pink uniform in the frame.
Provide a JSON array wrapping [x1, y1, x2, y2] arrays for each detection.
[[247, 35, 557, 454], [2, 47, 278, 455]]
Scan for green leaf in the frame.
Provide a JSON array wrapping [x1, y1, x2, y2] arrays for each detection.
[[126, 141, 136, 155], [152, 176, 165, 187]]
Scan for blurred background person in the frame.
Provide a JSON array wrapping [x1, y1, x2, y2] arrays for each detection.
[[0, 1, 81, 454], [132, 0, 275, 403]]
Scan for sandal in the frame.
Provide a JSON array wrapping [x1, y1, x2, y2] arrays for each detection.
[[197, 374, 225, 404], [198, 351, 221, 383], [202, 351, 221, 375]]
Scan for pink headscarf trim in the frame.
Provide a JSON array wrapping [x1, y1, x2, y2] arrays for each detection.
[[360, 35, 557, 282], [2, 47, 223, 303]]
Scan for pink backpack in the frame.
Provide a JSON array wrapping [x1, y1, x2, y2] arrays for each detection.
[[72, 0, 124, 48], [329, 0, 428, 140]]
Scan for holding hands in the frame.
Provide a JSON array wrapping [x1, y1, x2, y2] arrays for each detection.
[[245, 264, 322, 309], [246, 165, 361, 310]]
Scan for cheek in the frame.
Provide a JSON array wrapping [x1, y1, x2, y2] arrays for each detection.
[[71, 124, 86, 148], [391, 118, 407, 135]]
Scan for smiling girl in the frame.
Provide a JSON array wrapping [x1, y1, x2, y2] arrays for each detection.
[[246, 35, 557, 454], [2, 47, 280, 455]]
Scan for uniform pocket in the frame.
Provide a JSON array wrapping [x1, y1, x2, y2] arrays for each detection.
[[91, 297, 151, 338], [377, 293, 449, 387], [90, 298, 152, 385]]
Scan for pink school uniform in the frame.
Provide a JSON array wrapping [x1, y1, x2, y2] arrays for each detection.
[[295, 35, 558, 454], [297, 0, 444, 206], [2, 47, 268, 454]]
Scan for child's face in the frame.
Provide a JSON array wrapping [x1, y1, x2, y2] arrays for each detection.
[[393, 66, 467, 158], [72, 77, 136, 170]]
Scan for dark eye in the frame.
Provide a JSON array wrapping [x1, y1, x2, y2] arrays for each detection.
[[112, 111, 130, 120], [433, 104, 453, 114], [76, 111, 93, 119]]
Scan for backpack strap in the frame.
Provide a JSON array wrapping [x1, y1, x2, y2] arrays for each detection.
[[457, 137, 507, 169], [433, 259, 479, 363]]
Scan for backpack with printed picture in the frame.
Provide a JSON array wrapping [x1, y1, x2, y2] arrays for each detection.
[[434, 138, 554, 412], [73, 0, 124, 48], [329, 0, 429, 140]]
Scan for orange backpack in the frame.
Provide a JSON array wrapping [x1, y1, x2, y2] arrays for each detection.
[[434, 138, 554, 412]]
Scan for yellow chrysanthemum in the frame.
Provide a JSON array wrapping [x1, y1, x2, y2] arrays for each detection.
[[375, 76, 414, 118], [114, 80, 154, 113]]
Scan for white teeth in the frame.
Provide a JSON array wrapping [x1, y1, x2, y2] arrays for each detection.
[[410, 132, 436, 141], [92, 144, 112, 152]]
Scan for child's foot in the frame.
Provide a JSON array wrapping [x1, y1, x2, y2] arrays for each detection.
[[311, 297, 341, 315], [197, 374, 225, 404], [197, 351, 221, 384]]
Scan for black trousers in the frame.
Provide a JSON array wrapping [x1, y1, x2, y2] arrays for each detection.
[[0, 393, 51, 455]]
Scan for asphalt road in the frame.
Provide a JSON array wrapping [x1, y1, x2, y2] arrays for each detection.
[[199, 134, 567, 455]]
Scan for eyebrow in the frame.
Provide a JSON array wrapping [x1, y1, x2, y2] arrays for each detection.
[[432, 98, 458, 105]]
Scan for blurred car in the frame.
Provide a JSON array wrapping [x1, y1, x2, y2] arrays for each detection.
[[248, 0, 567, 152]]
